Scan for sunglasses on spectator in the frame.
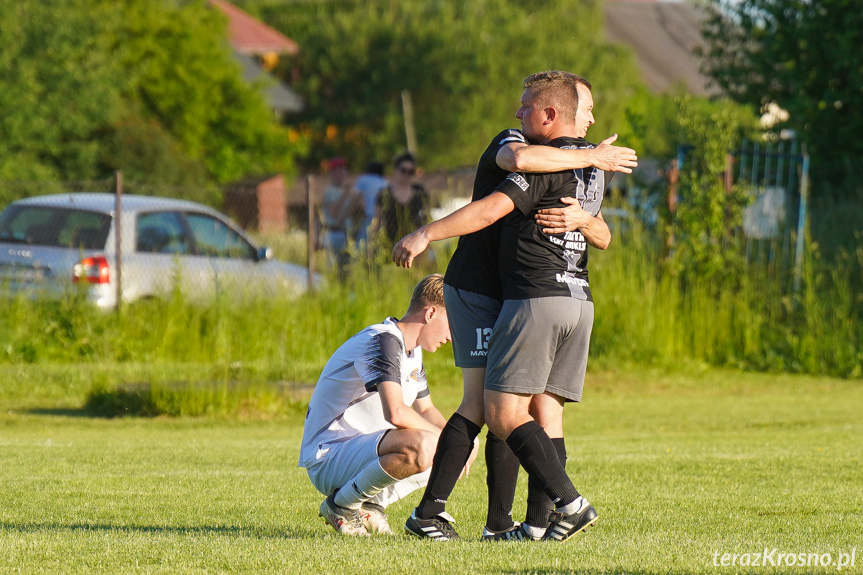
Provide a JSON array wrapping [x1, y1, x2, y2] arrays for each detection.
[[397, 166, 415, 175]]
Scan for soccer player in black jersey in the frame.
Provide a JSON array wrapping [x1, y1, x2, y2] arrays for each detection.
[[397, 71, 635, 541]]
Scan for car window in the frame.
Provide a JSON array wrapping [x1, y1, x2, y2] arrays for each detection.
[[0, 205, 110, 249], [185, 212, 256, 260], [136, 211, 188, 254], [58, 211, 111, 249]]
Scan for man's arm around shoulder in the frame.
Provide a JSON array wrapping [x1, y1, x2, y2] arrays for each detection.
[[496, 134, 638, 173]]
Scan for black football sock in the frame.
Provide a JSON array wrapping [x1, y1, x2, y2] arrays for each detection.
[[485, 431, 520, 532], [506, 421, 579, 508], [525, 437, 566, 528], [416, 413, 481, 520]]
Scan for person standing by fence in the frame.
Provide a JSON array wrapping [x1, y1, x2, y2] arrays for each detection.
[[374, 153, 430, 257], [320, 157, 362, 273], [353, 161, 389, 249]]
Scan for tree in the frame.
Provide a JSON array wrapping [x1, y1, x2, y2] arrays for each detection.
[[115, 0, 304, 185], [251, 0, 644, 171], [0, 0, 125, 182], [0, 0, 305, 205], [699, 0, 863, 193]]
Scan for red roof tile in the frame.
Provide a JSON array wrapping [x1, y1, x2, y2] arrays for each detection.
[[210, 0, 298, 55]]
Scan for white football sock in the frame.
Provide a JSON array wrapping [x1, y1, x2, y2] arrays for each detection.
[[557, 495, 589, 517], [334, 459, 396, 510], [522, 523, 547, 539]]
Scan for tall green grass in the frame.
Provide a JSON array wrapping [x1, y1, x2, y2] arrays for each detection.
[[0, 262, 461, 416], [592, 213, 862, 377], [1, 267, 413, 369], [0, 213, 859, 415]]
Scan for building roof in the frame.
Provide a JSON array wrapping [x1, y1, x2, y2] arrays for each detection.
[[232, 51, 303, 114], [210, 0, 299, 55], [208, 0, 303, 114], [604, 0, 717, 96]]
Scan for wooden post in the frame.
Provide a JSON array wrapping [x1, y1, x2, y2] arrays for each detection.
[[401, 90, 417, 156], [667, 158, 679, 215], [307, 175, 316, 293], [725, 153, 734, 195], [793, 146, 810, 296], [114, 171, 123, 310]]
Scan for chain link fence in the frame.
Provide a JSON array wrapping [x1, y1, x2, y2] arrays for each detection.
[[0, 176, 311, 308], [0, 171, 475, 308]]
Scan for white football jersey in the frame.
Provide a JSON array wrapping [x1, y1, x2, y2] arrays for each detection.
[[298, 317, 428, 469]]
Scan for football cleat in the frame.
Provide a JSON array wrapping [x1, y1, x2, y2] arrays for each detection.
[[404, 509, 460, 541], [359, 502, 393, 535], [319, 493, 369, 536], [481, 522, 540, 542], [542, 497, 598, 542]]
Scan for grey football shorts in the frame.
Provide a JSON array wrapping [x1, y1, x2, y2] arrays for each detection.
[[485, 297, 594, 402], [443, 284, 502, 369]]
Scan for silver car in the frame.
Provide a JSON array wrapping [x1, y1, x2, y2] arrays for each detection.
[[0, 193, 313, 308]]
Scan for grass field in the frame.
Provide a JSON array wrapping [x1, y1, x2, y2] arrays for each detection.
[[2, 366, 860, 574]]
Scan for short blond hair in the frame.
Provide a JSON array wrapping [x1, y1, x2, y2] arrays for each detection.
[[522, 70, 591, 124], [407, 274, 445, 313]]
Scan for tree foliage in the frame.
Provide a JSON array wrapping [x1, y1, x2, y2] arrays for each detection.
[[115, 0, 303, 185], [0, 0, 303, 204], [699, 0, 863, 192], [249, 0, 643, 171], [0, 0, 125, 183]]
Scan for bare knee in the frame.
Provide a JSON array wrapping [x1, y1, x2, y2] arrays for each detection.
[[529, 393, 565, 437], [392, 429, 438, 475], [485, 391, 533, 440], [415, 430, 439, 471], [484, 401, 511, 439]]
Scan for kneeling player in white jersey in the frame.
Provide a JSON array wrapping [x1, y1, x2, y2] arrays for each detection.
[[299, 274, 457, 536]]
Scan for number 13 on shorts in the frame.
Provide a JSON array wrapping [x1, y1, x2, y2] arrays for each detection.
[[475, 328, 493, 351]]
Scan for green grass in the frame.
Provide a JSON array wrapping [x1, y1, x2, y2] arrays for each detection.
[[2, 368, 860, 574], [0, 195, 859, 571], [2, 211, 860, 379]]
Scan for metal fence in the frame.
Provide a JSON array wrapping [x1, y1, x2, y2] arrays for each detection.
[[0, 175, 314, 309], [674, 137, 811, 290], [0, 170, 475, 308], [733, 138, 809, 272]]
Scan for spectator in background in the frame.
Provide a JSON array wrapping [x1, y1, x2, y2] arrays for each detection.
[[374, 152, 430, 250], [320, 157, 362, 273], [353, 161, 389, 248]]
